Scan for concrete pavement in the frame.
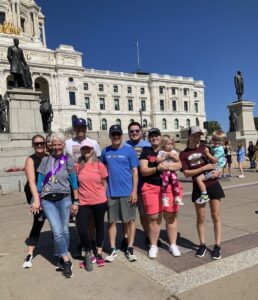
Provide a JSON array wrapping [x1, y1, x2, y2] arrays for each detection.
[[0, 166, 258, 300]]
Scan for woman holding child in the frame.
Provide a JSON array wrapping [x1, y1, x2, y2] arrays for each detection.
[[139, 128, 182, 259], [179, 126, 225, 260]]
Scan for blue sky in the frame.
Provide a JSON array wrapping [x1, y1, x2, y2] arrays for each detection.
[[37, 0, 258, 131]]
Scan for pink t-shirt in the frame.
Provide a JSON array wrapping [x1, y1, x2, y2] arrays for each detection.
[[77, 161, 108, 205]]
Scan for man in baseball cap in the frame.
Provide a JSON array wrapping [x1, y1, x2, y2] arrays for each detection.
[[148, 128, 161, 137]]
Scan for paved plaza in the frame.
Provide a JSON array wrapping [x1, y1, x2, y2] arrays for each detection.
[[0, 167, 258, 300]]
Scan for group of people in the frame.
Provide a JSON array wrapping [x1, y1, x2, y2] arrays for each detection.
[[23, 119, 226, 279]]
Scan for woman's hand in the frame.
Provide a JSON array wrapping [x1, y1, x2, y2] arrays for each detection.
[[71, 204, 79, 216], [29, 199, 40, 214]]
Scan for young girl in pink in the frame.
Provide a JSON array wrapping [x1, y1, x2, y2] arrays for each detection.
[[157, 135, 184, 206]]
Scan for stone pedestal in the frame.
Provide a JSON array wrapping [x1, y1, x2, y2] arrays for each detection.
[[6, 89, 43, 133], [227, 100, 258, 150]]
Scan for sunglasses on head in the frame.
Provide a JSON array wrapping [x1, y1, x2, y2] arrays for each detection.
[[33, 142, 45, 147], [129, 129, 140, 134]]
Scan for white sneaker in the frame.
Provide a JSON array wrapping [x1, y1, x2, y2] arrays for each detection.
[[169, 244, 181, 257], [175, 196, 184, 206], [148, 245, 158, 259], [238, 174, 245, 178], [23, 254, 33, 268]]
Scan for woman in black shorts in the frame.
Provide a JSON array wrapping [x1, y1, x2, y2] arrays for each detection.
[[179, 126, 225, 260]]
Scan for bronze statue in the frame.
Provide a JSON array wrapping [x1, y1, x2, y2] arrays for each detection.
[[229, 110, 238, 132], [7, 38, 32, 89], [234, 70, 244, 101], [40, 97, 53, 133], [0, 95, 8, 133]]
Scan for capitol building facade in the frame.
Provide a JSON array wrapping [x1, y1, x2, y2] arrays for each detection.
[[0, 0, 206, 139]]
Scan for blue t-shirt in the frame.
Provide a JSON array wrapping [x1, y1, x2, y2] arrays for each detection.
[[124, 139, 150, 192], [101, 145, 139, 197], [211, 145, 226, 168]]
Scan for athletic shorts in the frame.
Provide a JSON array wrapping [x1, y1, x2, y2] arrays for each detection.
[[107, 196, 136, 223], [141, 182, 182, 215], [192, 181, 225, 203], [137, 193, 147, 218]]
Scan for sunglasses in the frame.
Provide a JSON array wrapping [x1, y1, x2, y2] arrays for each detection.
[[33, 142, 45, 147], [129, 129, 140, 134]]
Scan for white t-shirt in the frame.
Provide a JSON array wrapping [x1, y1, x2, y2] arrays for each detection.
[[157, 149, 178, 163], [65, 137, 101, 162]]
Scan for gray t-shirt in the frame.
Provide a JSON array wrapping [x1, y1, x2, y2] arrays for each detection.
[[37, 155, 76, 197]]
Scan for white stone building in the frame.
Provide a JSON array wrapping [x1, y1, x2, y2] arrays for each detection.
[[0, 0, 206, 140]]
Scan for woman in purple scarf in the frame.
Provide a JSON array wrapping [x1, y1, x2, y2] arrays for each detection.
[[37, 133, 78, 278]]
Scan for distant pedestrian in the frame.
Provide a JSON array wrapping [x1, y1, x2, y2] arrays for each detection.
[[223, 140, 233, 177], [101, 125, 139, 263], [247, 141, 255, 169], [23, 135, 46, 269], [253, 140, 258, 172], [237, 142, 245, 178], [179, 126, 225, 260]]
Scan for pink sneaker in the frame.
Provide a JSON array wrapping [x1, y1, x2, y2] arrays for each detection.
[[96, 254, 106, 267]]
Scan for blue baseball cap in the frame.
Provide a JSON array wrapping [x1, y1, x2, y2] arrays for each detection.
[[73, 118, 87, 127]]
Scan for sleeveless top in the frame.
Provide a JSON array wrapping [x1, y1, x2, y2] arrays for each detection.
[[24, 154, 44, 204]]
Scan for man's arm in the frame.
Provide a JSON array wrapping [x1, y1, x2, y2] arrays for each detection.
[[130, 167, 138, 203]]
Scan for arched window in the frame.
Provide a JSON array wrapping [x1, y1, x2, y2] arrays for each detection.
[[196, 118, 199, 126], [87, 118, 92, 130], [116, 119, 121, 126], [186, 119, 190, 128], [101, 118, 107, 130], [174, 119, 179, 129], [143, 119, 147, 128], [162, 118, 167, 130]]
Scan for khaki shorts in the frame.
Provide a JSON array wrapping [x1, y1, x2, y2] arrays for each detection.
[[108, 196, 136, 223]]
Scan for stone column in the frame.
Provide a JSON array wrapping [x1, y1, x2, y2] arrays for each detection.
[[11, 1, 16, 26], [17, 2, 21, 28], [41, 22, 47, 46], [33, 12, 39, 38]]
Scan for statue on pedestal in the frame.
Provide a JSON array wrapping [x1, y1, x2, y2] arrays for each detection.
[[234, 70, 244, 101], [7, 38, 32, 89], [0, 95, 8, 133], [229, 110, 238, 132], [40, 97, 53, 133]]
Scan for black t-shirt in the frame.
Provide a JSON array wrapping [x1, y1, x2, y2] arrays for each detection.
[[179, 144, 218, 188], [139, 147, 161, 186]]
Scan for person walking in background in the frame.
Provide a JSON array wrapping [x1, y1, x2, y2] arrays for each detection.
[[140, 128, 182, 259], [101, 125, 139, 263], [253, 140, 258, 172], [237, 142, 245, 178], [37, 133, 79, 278], [247, 141, 255, 169], [23, 135, 46, 269], [75, 140, 108, 271], [124, 121, 150, 248], [156, 135, 184, 206], [223, 140, 233, 177], [180, 126, 225, 260]]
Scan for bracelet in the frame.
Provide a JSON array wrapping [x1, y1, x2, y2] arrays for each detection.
[[72, 199, 80, 206]]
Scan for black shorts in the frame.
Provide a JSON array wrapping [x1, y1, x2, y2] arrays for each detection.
[[192, 181, 225, 203], [226, 155, 232, 164]]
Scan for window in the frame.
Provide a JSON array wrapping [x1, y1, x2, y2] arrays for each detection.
[[101, 119, 107, 130], [184, 101, 188, 111], [172, 100, 177, 111], [128, 99, 133, 111], [172, 88, 176, 95], [127, 86, 132, 94], [69, 91, 76, 105], [194, 102, 198, 113], [160, 100, 164, 111], [143, 119, 147, 128], [0, 12, 5, 24], [87, 118, 92, 130], [159, 86, 164, 94], [84, 83, 88, 90], [141, 100, 146, 111], [84, 97, 90, 110], [186, 119, 191, 128], [183, 88, 188, 96], [113, 85, 118, 92], [162, 118, 167, 130], [99, 98, 105, 110], [174, 119, 179, 129], [140, 87, 145, 94], [116, 119, 121, 126], [114, 99, 120, 110], [21, 17, 25, 31], [99, 84, 104, 92], [194, 91, 198, 98], [196, 118, 200, 126], [69, 77, 74, 83]]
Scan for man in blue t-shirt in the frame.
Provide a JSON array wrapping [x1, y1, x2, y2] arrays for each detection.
[[101, 124, 139, 263], [124, 121, 150, 247]]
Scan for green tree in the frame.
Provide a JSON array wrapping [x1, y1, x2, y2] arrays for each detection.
[[254, 117, 258, 131], [204, 120, 222, 135]]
